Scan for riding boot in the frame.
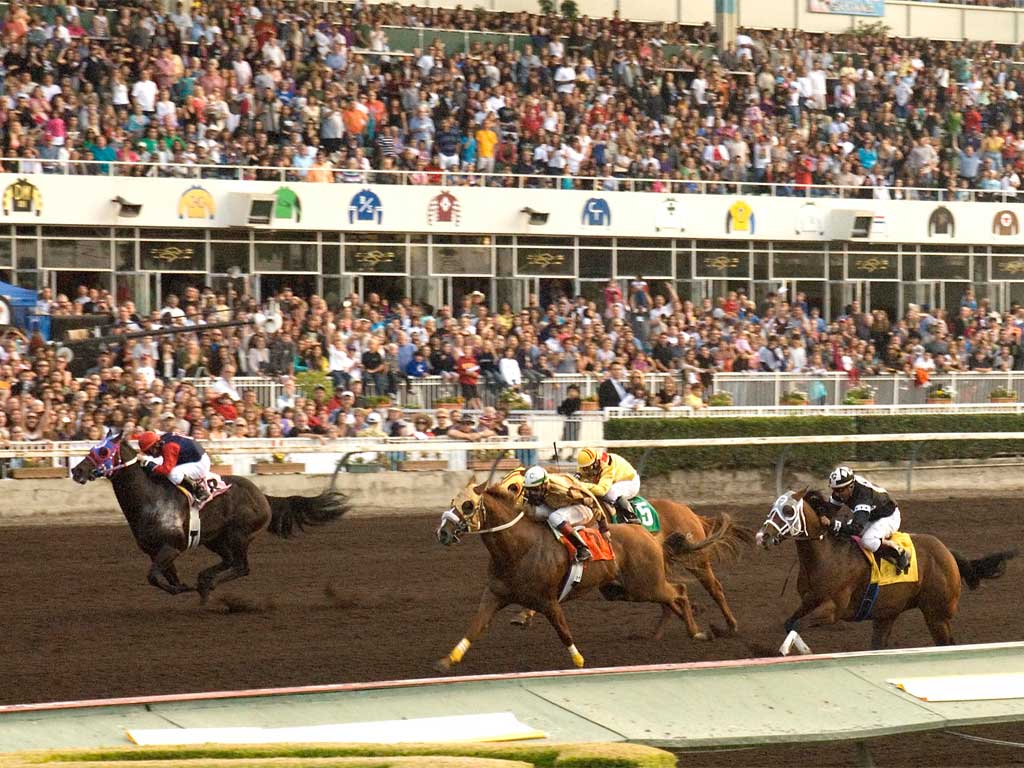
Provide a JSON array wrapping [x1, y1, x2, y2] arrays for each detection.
[[184, 477, 210, 504], [557, 521, 592, 563], [614, 495, 641, 525], [877, 542, 910, 574]]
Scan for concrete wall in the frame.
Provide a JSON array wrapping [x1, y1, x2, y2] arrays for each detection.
[[8, 458, 1024, 526]]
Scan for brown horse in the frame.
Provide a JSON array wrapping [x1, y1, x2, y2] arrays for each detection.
[[448, 474, 752, 638], [434, 486, 743, 671], [756, 489, 1015, 649]]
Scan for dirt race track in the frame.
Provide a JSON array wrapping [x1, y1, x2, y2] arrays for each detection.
[[2, 493, 1022, 766]]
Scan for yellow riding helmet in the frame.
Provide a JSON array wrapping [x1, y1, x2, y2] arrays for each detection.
[[577, 448, 603, 472]]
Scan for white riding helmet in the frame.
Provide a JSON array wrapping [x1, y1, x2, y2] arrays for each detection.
[[829, 466, 855, 489], [523, 465, 548, 489]]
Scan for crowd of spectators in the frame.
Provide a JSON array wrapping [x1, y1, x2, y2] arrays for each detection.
[[1, 276, 1019, 449], [1, 0, 1024, 198]]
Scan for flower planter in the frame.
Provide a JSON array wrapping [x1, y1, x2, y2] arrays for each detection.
[[926, 398, 953, 405], [398, 460, 449, 471], [781, 401, 808, 407], [989, 396, 1017, 404], [253, 462, 306, 475], [847, 399, 875, 406], [345, 462, 384, 474], [11, 466, 67, 480], [210, 463, 233, 476], [468, 458, 520, 471], [436, 402, 464, 411], [579, 400, 599, 411]]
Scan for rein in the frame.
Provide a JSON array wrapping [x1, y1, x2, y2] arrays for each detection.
[[467, 508, 525, 535]]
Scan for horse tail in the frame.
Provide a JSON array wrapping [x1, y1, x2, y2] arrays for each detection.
[[266, 490, 351, 539], [663, 513, 753, 567], [952, 549, 1017, 590]]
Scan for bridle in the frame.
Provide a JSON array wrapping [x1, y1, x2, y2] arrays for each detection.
[[763, 493, 824, 542], [437, 495, 525, 543], [84, 439, 138, 479]]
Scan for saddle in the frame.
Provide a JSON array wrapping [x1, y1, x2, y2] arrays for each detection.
[[557, 526, 615, 562]]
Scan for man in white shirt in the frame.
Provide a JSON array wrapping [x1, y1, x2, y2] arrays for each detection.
[[554, 57, 576, 94], [131, 69, 158, 114]]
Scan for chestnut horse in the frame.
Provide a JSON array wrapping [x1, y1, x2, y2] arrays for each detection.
[[71, 432, 350, 603], [449, 473, 753, 638], [434, 486, 743, 671], [756, 489, 1015, 649]]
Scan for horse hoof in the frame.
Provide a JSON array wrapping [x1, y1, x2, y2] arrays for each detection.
[[693, 631, 711, 642], [433, 657, 453, 674], [510, 617, 530, 628]]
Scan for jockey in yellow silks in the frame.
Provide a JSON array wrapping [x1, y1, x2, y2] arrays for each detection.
[[523, 466, 601, 562], [577, 448, 642, 525]]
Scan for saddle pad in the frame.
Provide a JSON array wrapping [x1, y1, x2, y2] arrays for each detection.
[[609, 496, 661, 533], [859, 530, 918, 586], [558, 527, 615, 562]]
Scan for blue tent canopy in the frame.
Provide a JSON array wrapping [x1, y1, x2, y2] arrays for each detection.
[[0, 281, 44, 337]]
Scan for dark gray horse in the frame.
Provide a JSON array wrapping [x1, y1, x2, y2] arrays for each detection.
[[71, 432, 349, 603]]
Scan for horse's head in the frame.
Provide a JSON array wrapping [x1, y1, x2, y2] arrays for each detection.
[[756, 489, 808, 548], [435, 485, 520, 546], [71, 430, 133, 484]]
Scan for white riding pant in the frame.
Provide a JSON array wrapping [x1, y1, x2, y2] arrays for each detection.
[[537, 503, 593, 530], [861, 508, 901, 552], [167, 454, 211, 486], [602, 475, 640, 503]]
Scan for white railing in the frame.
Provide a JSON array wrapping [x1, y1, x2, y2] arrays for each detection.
[[714, 371, 1024, 408], [604, 402, 1024, 418], [3, 158, 1016, 203], [191, 376, 283, 409]]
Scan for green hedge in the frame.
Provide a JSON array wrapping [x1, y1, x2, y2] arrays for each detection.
[[606, 414, 1024, 476]]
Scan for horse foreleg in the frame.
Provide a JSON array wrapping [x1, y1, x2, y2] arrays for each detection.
[[147, 545, 191, 596], [198, 536, 252, 604], [539, 602, 586, 668], [662, 582, 709, 641], [692, 562, 739, 637], [651, 605, 673, 641], [197, 560, 233, 605], [870, 616, 897, 650], [785, 596, 837, 633], [435, 588, 508, 673]]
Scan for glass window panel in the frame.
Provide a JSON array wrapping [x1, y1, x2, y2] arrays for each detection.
[[771, 251, 826, 280], [344, 243, 407, 274], [322, 276, 342, 306], [15, 240, 37, 270], [579, 236, 612, 248], [140, 240, 205, 271], [255, 242, 317, 272], [323, 244, 341, 276], [211, 228, 252, 242], [695, 250, 750, 279], [0, 239, 13, 268], [42, 239, 110, 270], [212, 241, 250, 274], [254, 230, 317, 242], [991, 255, 1024, 282], [578, 248, 612, 279], [619, 237, 672, 249], [15, 271, 37, 289], [432, 234, 493, 246], [847, 251, 899, 280], [675, 243, 692, 279], [753, 249, 769, 281], [496, 245, 514, 277], [15, 226, 36, 237], [138, 228, 203, 240], [431, 244, 492, 275], [616, 248, 671, 278], [346, 232, 404, 245], [517, 235, 573, 248], [43, 226, 111, 239], [920, 253, 970, 281], [115, 241, 135, 272], [772, 240, 820, 252], [515, 247, 574, 277]]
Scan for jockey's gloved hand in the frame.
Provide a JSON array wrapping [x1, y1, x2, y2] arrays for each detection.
[[829, 518, 844, 535]]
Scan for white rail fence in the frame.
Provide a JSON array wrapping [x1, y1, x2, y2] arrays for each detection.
[[8, 431, 1024, 482]]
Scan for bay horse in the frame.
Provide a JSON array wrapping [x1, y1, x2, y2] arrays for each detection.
[[434, 485, 743, 671], [756, 488, 1015, 649], [70, 432, 349, 603], [448, 473, 753, 638]]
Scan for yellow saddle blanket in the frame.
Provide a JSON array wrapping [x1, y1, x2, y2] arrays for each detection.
[[859, 531, 918, 586]]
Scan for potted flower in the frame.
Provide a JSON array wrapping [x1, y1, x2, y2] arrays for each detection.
[[780, 389, 809, 406], [366, 394, 393, 408], [295, 370, 334, 399], [843, 384, 876, 406], [253, 451, 305, 475], [435, 395, 465, 411], [579, 394, 599, 411], [498, 389, 532, 411], [345, 455, 384, 473], [989, 386, 1017, 404], [708, 391, 734, 407], [926, 384, 955, 405]]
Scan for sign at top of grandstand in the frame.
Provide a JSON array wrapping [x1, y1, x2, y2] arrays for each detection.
[[178, 186, 216, 220], [807, 0, 883, 17], [427, 191, 461, 226], [348, 189, 383, 225], [3, 178, 41, 217], [582, 198, 611, 227]]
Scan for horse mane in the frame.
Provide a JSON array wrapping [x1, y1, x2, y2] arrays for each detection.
[[802, 489, 830, 515], [481, 486, 518, 509]]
